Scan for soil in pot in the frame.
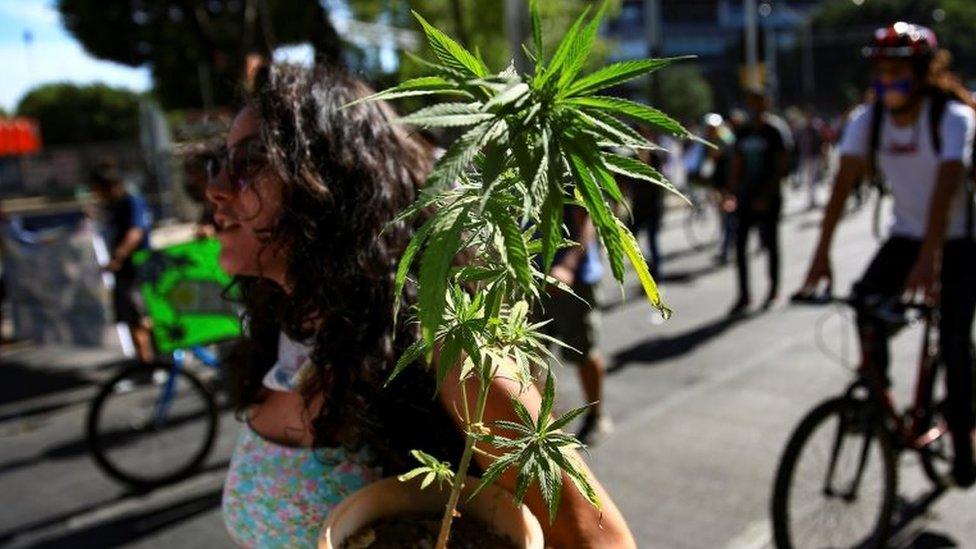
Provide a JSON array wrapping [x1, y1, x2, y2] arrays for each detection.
[[339, 512, 518, 549]]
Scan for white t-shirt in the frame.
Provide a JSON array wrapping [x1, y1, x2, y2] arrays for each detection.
[[262, 331, 313, 392], [839, 97, 976, 239]]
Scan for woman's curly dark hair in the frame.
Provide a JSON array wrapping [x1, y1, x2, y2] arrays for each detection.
[[228, 62, 463, 471]]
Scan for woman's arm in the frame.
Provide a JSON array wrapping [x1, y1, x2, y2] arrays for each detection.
[[438, 360, 636, 549]]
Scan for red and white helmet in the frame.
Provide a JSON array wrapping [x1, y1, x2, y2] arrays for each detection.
[[864, 22, 938, 61]]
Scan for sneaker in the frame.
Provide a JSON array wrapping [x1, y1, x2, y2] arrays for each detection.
[[577, 412, 614, 447], [762, 292, 779, 311]]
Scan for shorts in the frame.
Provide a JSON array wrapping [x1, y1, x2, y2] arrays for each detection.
[[536, 282, 602, 362], [113, 275, 147, 326]]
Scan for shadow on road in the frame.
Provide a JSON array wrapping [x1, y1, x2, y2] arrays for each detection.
[[0, 358, 131, 423], [0, 406, 218, 477], [29, 489, 223, 548], [656, 260, 729, 286], [887, 486, 961, 548], [0, 363, 93, 406], [608, 313, 753, 373], [0, 461, 229, 547]]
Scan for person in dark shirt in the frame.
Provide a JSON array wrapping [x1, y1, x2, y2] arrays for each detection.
[[89, 160, 154, 363], [726, 89, 793, 315]]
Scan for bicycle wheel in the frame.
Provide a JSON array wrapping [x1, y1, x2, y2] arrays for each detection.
[[919, 359, 955, 487], [86, 362, 218, 489], [771, 397, 897, 549], [683, 199, 720, 250]]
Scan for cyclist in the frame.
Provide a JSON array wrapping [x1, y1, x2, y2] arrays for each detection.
[[799, 23, 976, 487], [89, 159, 155, 364]]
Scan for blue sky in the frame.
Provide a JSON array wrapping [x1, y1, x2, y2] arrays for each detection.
[[0, 0, 150, 112]]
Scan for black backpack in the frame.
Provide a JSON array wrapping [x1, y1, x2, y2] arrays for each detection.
[[866, 91, 975, 240]]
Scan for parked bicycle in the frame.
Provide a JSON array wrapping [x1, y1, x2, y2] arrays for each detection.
[[86, 345, 223, 489], [771, 294, 958, 548]]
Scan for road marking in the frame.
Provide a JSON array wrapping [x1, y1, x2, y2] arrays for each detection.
[[722, 519, 772, 549]]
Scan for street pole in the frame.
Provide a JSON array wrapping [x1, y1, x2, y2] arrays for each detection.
[[645, 0, 662, 105], [802, 20, 815, 99], [22, 30, 35, 89], [505, 0, 530, 73], [764, 21, 777, 106], [744, 0, 759, 89]]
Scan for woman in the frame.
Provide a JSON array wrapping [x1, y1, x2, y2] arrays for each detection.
[[211, 63, 636, 548]]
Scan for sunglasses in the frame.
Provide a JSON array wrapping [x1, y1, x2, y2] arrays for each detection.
[[206, 136, 268, 190]]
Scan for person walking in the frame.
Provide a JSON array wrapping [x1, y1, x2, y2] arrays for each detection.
[[726, 88, 793, 315]]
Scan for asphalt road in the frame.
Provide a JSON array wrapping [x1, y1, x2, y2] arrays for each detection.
[[1, 188, 974, 548]]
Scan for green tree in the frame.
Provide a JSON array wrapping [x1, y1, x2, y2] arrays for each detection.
[[58, 0, 344, 109], [810, 0, 976, 109], [657, 64, 713, 124], [16, 83, 142, 145]]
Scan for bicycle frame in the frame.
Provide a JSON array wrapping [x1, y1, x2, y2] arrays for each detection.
[[851, 306, 946, 452], [153, 345, 221, 425]]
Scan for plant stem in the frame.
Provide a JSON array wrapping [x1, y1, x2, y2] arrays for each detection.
[[435, 373, 492, 549]]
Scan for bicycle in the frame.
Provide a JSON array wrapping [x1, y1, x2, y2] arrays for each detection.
[[770, 294, 958, 548], [682, 182, 722, 251], [86, 239, 240, 490], [86, 345, 224, 489]]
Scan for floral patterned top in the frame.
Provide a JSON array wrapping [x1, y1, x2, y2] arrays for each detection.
[[222, 331, 382, 547]]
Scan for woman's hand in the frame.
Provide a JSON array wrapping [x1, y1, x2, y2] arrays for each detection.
[[798, 248, 832, 297], [902, 247, 940, 304], [437, 360, 637, 549], [721, 194, 737, 214]]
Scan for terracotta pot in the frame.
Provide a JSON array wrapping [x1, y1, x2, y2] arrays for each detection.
[[318, 475, 544, 548]]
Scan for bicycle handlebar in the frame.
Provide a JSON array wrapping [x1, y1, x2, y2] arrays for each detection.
[[791, 291, 932, 311], [790, 291, 933, 327]]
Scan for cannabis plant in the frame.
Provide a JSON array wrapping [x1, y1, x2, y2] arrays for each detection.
[[354, 1, 695, 546]]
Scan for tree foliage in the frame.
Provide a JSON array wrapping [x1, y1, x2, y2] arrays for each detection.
[[657, 64, 714, 125], [57, 0, 343, 109], [16, 83, 142, 145]]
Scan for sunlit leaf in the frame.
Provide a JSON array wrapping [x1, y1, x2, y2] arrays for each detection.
[[413, 11, 488, 78], [602, 152, 688, 203], [387, 337, 432, 386], [399, 102, 493, 128], [418, 206, 467, 344], [344, 76, 471, 108], [565, 57, 691, 97], [616, 217, 671, 318], [566, 151, 625, 281], [565, 96, 692, 139]]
